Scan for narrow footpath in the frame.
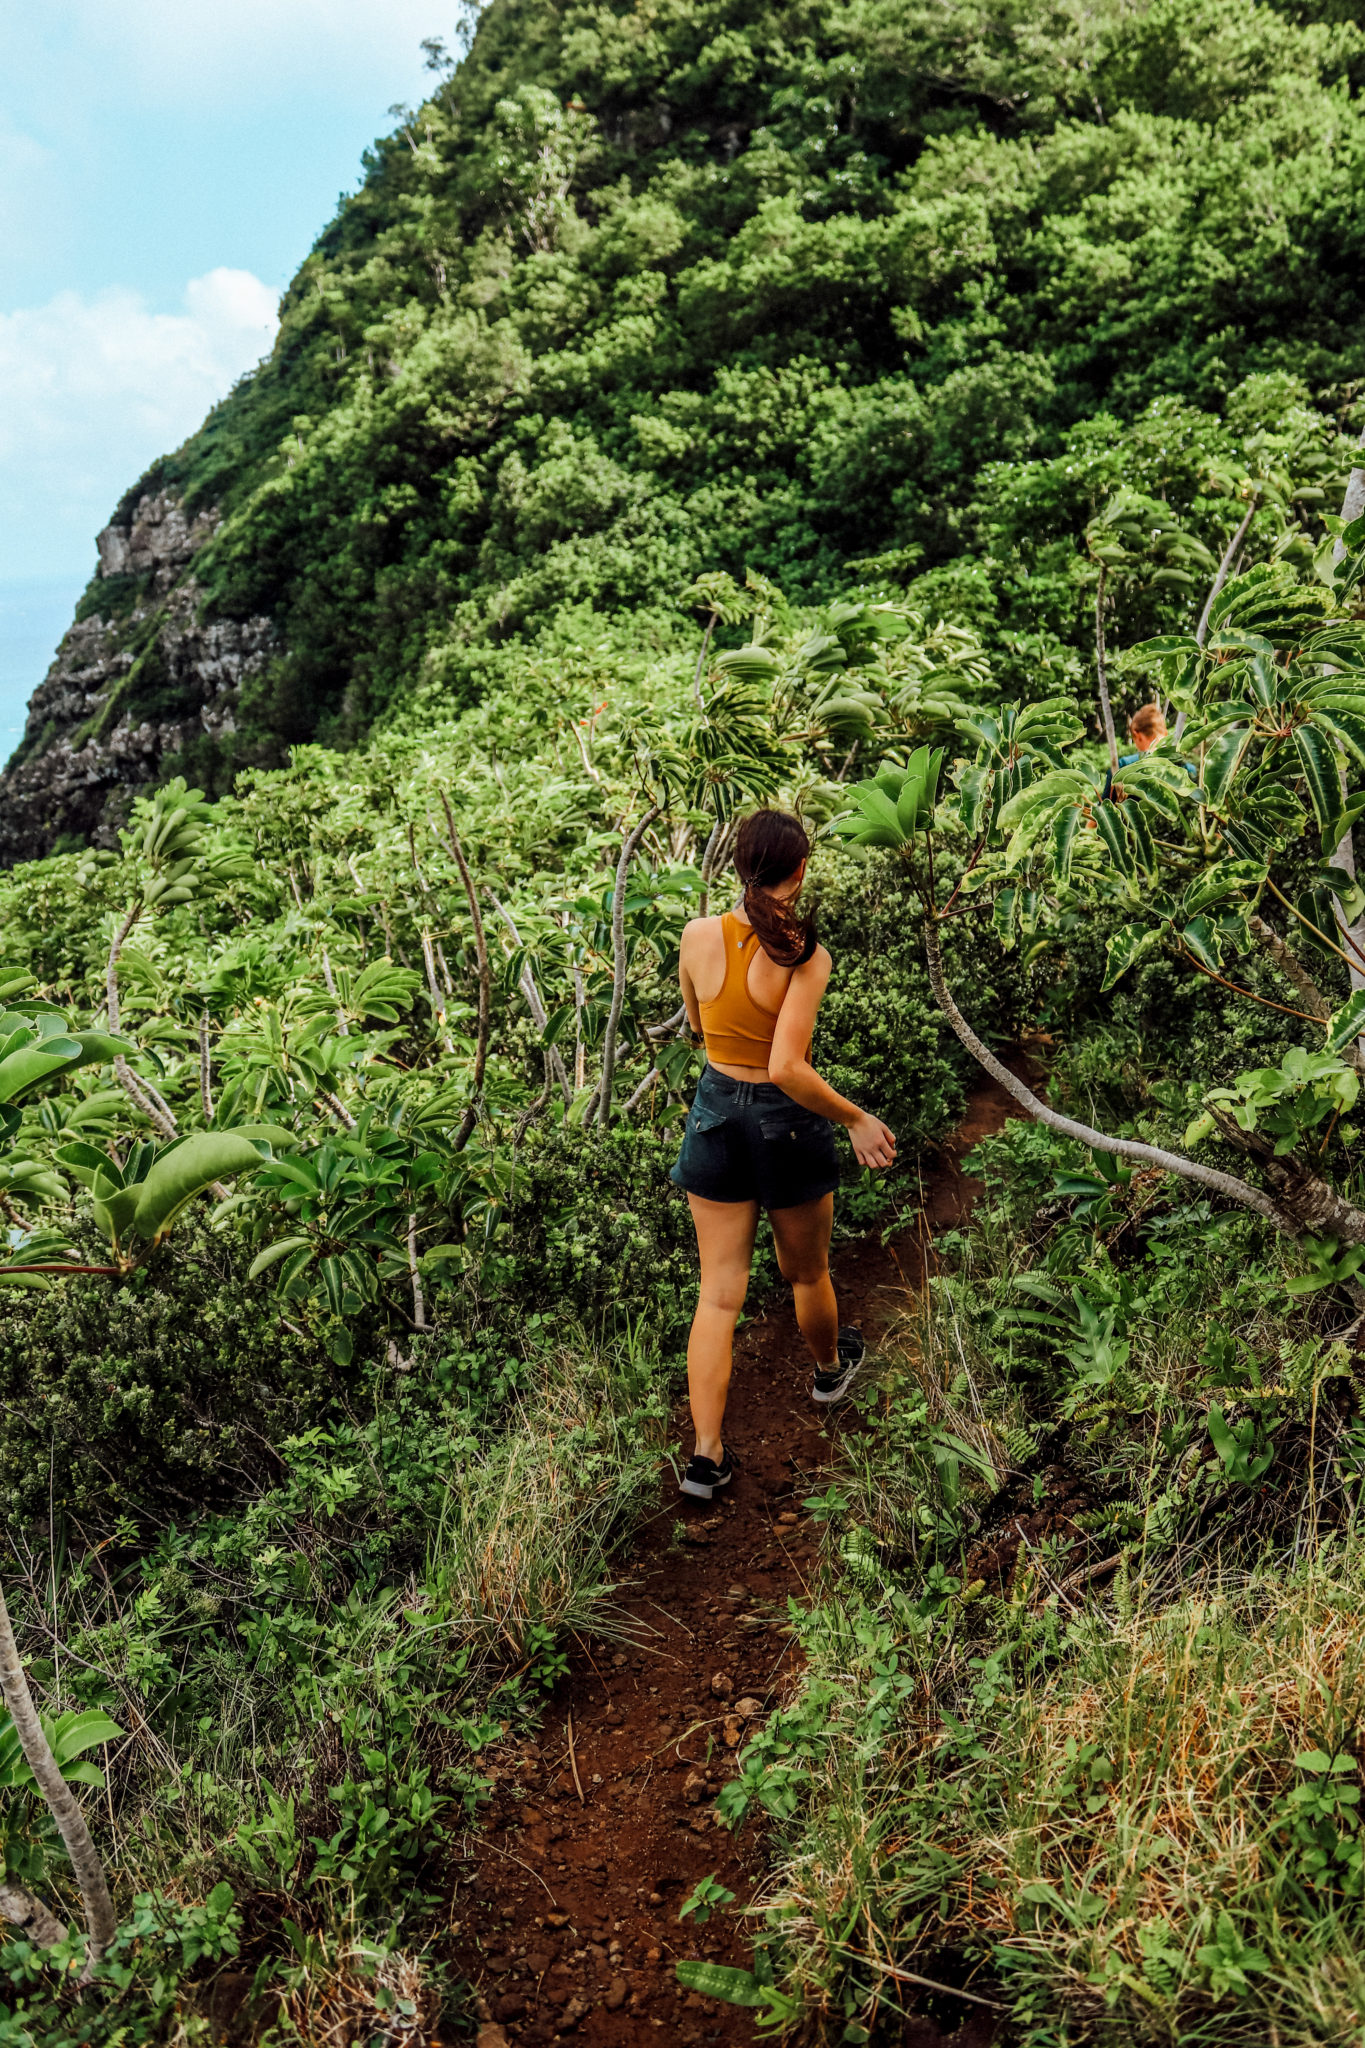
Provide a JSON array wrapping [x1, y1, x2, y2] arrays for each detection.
[[448, 1078, 1020, 2048]]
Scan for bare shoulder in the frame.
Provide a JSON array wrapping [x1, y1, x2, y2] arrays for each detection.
[[794, 943, 833, 984], [681, 914, 724, 945]]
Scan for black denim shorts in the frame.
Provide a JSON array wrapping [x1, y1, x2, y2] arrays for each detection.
[[670, 1066, 841, 1212]]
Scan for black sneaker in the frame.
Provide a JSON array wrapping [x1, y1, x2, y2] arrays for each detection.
[[813, 1326, 865, 1405], [680, 1447, 736, 1500]]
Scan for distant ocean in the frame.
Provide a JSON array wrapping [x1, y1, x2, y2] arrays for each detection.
[[0, 576, 87, 768]]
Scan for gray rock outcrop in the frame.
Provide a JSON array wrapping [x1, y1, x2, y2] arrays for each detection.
[[0, 490, 276, 864]]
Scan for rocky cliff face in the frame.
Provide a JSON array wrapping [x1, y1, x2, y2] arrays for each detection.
[[0, 492, 276, 864]]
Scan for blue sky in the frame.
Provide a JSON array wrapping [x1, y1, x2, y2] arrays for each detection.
[[1, 2, 453, 751]]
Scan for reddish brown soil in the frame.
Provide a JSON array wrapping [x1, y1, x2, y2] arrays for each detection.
[[447, 1079, 1022, 2048]]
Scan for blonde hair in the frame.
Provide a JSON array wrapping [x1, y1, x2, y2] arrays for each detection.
[[1130, 703, 1166, 744]]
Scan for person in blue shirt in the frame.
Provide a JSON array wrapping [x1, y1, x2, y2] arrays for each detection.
[[1104, 703, 1168, 798]]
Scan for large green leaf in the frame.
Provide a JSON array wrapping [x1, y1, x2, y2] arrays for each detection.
[[132, 1133, 270, 1241], [958, 764, 990, 836], [248, 1235, 312, 1279], [1102, 924, 1160, 990], [1183, 861, 1267, 917], [1093, 804, 1135, 879], [0, 1037, 84, 1105], [674, 1960, 764, 2006], [1325, 992, 1365, 1057], [48, 1709, 125, 1766], [1181, 916, 1224, 971], [56, 1141, 125, 1187], [1292, 724, 1342, 843], [92, 1185, 140, 1242], [997, 770, 1089, 835], [1201, 728, 1254, 809], [1049, 803, 1080, 885], [68, 1030, 137, 1068]]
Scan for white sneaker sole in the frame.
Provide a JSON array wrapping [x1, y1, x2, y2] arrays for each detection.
[[680, 1468, 733, 1500], [812, 1355, 864, 1404]]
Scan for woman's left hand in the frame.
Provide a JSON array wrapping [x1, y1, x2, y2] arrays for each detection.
[[850, 1111, 896, 1170]]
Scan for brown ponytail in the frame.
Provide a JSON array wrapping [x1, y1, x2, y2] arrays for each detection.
[[732, 810, 817, 968]]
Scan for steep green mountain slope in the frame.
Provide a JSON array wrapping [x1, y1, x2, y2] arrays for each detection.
[[1, 0, 1362, 859]]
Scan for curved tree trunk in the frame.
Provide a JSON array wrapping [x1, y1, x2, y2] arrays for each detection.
[[0, 1585, 116, 1972], [923, 917, 1290, 1226], [1331, 440, 1365, 1017], [924, 916, 1365, 1250], [594, 805, 662, 1128], [1174, 490, 1261, 744], [436, 792, 492, 1153], [0, 1879, 68, 1948], [1095, 564, 1119, 773]]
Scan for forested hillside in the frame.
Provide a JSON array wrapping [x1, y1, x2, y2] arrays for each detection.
[[2, 0, 1363, 855], [3, 0, 1365, 2044]]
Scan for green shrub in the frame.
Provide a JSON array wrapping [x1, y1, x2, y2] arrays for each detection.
[[0, 1223, 336, 1532], [812, 842, 1032, 1147]]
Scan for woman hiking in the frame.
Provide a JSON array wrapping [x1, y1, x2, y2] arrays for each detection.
[[671, 809, 896, 1500]]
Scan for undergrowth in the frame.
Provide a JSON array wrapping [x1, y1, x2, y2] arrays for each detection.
[[0, 1330, 668, 2043], [713, 1063, 1365, 2045]]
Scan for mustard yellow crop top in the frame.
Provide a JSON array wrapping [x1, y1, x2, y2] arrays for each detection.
[[698, 913, 782, 1066]]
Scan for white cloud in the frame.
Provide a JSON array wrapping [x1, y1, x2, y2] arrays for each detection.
[[29, 1, 453, 103], [0, 269, 278, 576]]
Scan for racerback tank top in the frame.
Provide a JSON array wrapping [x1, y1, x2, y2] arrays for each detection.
[[698, 912, 783, 1066]]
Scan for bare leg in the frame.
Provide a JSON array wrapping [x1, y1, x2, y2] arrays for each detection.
[[685, 1193, 760, 1462], [770, 1194, 838, 1367]]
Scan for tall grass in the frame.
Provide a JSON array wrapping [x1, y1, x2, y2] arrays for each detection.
[[727, 1123, 1365, 2044]]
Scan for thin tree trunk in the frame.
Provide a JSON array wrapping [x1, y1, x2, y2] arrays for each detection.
[[1095, 565, 1118, 773], [321, 947, 348, 1036], [1173, 491, 1262, 744], [436, 792, 492, 1153], [622, 1067, 661, 1115], [199, 1011, 214, 1124], [0, 1584, 116, 1971], [113, 1059, 178, 1142], [1249, 915, 1332, 1022], [0, 1879, 68, 1948], [1330, 440, 1365, 998], [407, 1213, 426, 1331], [487, 895, 572, 1105], [594, 806, 662, 1128], [1195, 494, 1259, 648], [572, 962, 586, 1093], [419, 929, 456, 1055], [317, 1088, 358, 1132], [104, 902, 141, 1034], [696, 817, 724, 920], [922, 916, 1291, 1230], [690, 609, 717, 714]]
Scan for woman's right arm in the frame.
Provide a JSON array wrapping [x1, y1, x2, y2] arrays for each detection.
[[678, 921, 703, 1037]]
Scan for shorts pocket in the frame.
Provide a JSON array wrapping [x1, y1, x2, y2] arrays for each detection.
[[689, 1107, 728, 1136], [759, 1108, 832, 1144]]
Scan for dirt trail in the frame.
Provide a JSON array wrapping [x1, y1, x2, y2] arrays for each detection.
[[448, 1079, 1020, 2048]]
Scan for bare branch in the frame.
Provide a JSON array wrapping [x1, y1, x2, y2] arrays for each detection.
[[922, 915, 1292, 1232], [436, 792, 492, 1153], [407, 1213, 426, 1332], [1095, 563, 1118, 773], [593, 805, 662, 1128], [0, 1879, 68, 1948], [0, 1584, 116, 1970], [488, 894, 572, 1106], [199, 1010, 214, 1123], [1172, 490, 1262, 744], [622, 1067, 661, 1116]]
